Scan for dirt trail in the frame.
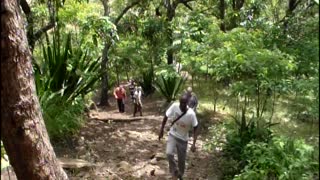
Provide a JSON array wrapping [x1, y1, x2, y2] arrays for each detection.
[[54, 95, 222, 179]]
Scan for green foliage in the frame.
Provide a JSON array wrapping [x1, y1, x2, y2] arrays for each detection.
[[223, 116, 275, 161], [154, 68, 186, 102], [35, 32, 102, 103], [234, 137, 319, 179], [206, 119, 318, 179], [140, 17, 166, 45], [138, 68, 155, 96], [41, 94, 85, 140], [1, 141, 9, 170], [1, 141, 5, 159]]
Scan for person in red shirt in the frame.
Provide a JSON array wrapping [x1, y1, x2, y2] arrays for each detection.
[[113, 85, 126, 113]]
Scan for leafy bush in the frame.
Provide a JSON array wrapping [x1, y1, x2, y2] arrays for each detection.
[[205, 120, 318, 180], [234, 137, 319, 180], [205, 114, 276, 178], [139, 68, 155, 96], [41, 94, 85, 140], [154, 72, 186, 102], [223, 113, 275, 160], [34, 32, 102, 103]]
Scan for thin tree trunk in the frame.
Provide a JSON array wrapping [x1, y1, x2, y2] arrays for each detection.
[[99, 43, 111, 106], [99, 0, 140, 105], [269, 85, 277, 123], [219, 0, 226, 31], [257, 83, 260, 118], [1, 0, 68, 179], [166, 26, 174, 64], [164, 0, 193, 64], [206, 59, 209, 81], [126, 65, 130, 82], [229, 0, 245, 29], [191, 73, 194, 89], [99, 0, 111, 106], [116, 65, 120, 86]]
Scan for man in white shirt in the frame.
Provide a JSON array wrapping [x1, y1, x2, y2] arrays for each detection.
[[133, 86, 143, 117], [158, 95, 199, 180]]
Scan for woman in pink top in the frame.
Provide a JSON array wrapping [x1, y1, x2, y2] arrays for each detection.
[[113, 85, 126, 113]]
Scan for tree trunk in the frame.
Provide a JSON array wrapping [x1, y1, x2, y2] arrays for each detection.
[[20, 0, 56, 52], [99, 43, 111, 106], [283, 0, 300, 32], [165, 0, 175, 65], [229, 0, 245, 30], [99, 0, 111, 106], [166, 26, 174, 64], [1, 0, 69, 179], [219, 0, 226, 32]]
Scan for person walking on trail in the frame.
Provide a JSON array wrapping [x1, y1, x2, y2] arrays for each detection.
[[158, 95, 199, 180], [113, 85, 126, 113], [133, 86, 143, 117], [128, 79, 136, 102], [185, 87, 198, 113]]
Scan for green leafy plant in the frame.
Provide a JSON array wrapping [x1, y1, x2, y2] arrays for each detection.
[[139, 68, 155, 96], [41, 94, 85, 140], [154, 72, 186, 102], [234, 137, 319, 180], [34, 32, 102, 103], [1, 142, 9, 170], [223, 111, 277, 162]]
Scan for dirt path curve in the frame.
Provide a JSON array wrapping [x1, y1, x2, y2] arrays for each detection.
[[55, 95, 221, 179]]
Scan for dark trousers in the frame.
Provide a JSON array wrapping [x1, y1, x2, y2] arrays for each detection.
[[117, 99, 125, 112], [133, 103, 142, 116]]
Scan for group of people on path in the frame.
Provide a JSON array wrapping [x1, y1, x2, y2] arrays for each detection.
[[113, 80, 199, 179], [113, 79, 143, 117]]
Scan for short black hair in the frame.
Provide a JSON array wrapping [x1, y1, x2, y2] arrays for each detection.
[[179, 94, 189, 103]]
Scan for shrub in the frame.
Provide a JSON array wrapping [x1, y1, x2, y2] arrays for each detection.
[[41, 94, 85, 140], [139, 68, 155, 96], [153, 71, 186, 102], [234, 137, 319, 180], [34, 32, 102, 103]]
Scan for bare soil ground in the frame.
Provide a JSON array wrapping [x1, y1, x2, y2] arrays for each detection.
[[54, 94, 223, 179]]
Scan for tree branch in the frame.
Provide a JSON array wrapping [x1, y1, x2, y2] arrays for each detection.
[[181, 1, 193, 10], [173, 0, 195, 11], [34, 22, 55, 40], [19, 0, 31, 15], [114, 0, 140, 25]]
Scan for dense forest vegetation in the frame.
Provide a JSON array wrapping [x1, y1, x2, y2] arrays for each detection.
[[1, 0, 319, 179]]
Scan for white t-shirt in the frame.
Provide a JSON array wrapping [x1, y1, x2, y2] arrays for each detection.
[[134, 90, 141, 100], [166, 102, 198, 141]]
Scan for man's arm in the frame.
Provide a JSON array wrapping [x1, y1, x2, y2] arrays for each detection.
[[158, 115, 168, 141], [191, 125, 198, 152], [191, 112, 199, 152], [113, 89, 118, 98]]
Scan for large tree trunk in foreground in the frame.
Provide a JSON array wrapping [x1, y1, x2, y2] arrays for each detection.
[[1, 0, 68, 179]]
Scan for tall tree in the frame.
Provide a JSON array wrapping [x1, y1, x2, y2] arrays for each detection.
[[1, 0, 68, 179], [229, 0, 245, 29], [19, 0, 57, 52], [163, 0, 194, 64], [219, 0, 226, 31], [99, 0, 140, 106]]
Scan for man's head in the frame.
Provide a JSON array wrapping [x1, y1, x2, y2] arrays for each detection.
[[179, 94, 189, 112], [186, 87, 192, 97]]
